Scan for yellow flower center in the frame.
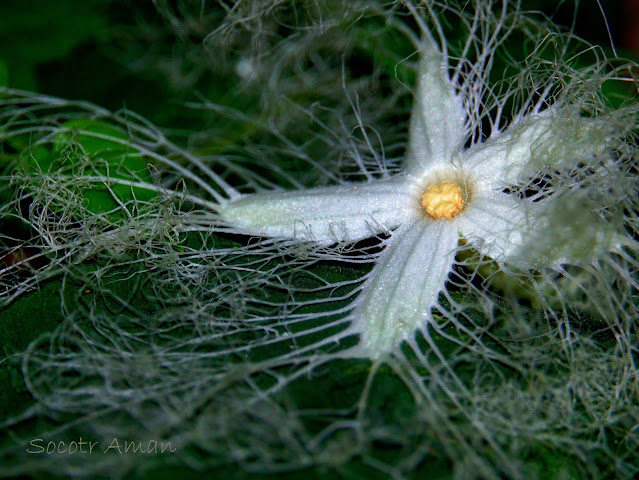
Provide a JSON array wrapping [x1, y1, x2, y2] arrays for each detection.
[[421, 181, 464, 219]]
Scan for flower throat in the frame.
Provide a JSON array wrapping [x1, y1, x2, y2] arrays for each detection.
[[421, 181, 464, 219]]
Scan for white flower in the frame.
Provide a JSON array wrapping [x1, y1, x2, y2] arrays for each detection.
[[217, 43, 620, 359]]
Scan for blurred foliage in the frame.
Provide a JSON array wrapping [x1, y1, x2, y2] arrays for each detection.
[[0, 0, 112, 91]]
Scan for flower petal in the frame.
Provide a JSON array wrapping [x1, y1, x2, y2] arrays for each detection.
[[463, 111, 557, 185], [458, 188, 619, 270], [349, 220, 459, 359], [217, 178, 417, 245], [511, 193, 618, 268], [464, 108, 609, 186], [456, 188, 540, 268], [406, 48, 466, 173]]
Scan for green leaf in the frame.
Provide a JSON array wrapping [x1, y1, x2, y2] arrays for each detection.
[[25, 118, 159, 219], [54, 118, 130, 155], [0, 279, 63, 419]]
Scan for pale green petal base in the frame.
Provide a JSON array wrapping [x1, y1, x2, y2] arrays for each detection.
[[457, 189, 540, 267]]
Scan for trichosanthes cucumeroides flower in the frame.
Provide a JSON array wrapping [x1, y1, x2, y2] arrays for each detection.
[[218, 38, 635, 360]]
